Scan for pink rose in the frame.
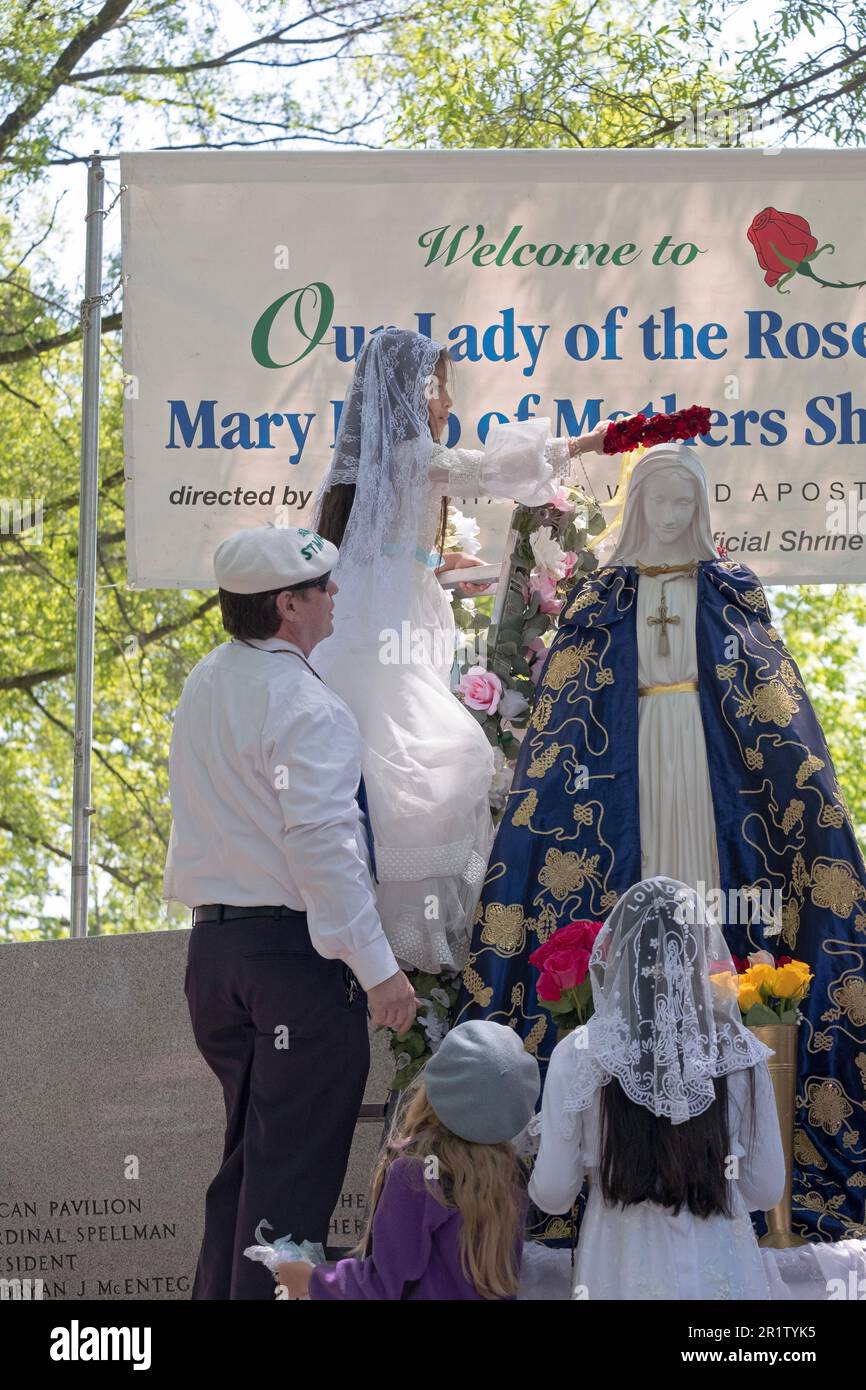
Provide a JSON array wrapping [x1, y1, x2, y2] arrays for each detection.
[[561, 550, 578, 578], [529, 571, 563, 615], [550, 487, 575, 513], [457, 665, 503, 714], [524, 636, 548, 684]]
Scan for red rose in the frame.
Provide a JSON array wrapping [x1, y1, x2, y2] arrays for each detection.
[[747, 208, 817, 288], [602, 405, 711, 456], [543, 948, 581, 993], [552, 919, 602, 952], [529, 920, 602, 974], [536, 969, 561, 1001], [529, 940, 554, 971], [534, 949, 593, 1002]]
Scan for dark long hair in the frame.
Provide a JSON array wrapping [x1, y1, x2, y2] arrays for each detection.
[[598, 1067, 757, 1218], [315, 345, 452, 561]]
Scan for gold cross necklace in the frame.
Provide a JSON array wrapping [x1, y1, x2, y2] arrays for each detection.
[[637, 561, 698, 658]]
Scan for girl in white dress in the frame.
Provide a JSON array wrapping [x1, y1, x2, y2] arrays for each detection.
[[312, 329, 609, 974], [528, 876, 786, 1300]]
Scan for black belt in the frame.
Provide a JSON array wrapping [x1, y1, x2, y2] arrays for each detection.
[[191, 904, 306, 924]]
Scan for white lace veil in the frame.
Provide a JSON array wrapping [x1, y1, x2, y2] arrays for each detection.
[[559, 877, 772, 1133], [312, 327, 447, 651], [608, 443, 718, 565]]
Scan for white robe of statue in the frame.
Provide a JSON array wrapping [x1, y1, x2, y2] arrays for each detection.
[[609, 444, 722, 897], [636, 573, 720, 893]]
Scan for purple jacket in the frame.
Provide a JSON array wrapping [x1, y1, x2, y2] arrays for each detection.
[[309, 1156, 524, 1301]]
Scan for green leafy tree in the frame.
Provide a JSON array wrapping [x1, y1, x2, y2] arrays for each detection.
[[327, 0, 866, 150], [772, 584, 866, 844], [1, 0, 865, 937]]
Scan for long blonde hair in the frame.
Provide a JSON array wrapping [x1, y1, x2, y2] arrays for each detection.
[[352, 1073, 526, 1299]]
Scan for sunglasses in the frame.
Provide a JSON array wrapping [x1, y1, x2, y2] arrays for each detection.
[[275, 571, 331, 597]]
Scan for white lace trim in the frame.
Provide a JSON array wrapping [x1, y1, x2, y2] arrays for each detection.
[[429, 442, 485, 494], [374, 839, 485, 883], [545, 436, 572, 480], [386, 914, 472, 974]]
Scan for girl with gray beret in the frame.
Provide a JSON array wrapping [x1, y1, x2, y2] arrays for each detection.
[[278, 1020, 540, 1300]]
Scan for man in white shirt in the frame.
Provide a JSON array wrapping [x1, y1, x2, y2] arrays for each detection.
[[166, 523, 417, 1299]]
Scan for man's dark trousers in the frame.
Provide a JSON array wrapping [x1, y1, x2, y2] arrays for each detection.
[[185, 912, 370, 1299]]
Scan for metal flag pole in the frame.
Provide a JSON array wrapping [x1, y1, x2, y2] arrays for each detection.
[[70, 154, 106, 938]]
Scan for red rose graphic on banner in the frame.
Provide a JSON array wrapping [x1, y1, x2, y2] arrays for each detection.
[[747, 207, 866, 293]]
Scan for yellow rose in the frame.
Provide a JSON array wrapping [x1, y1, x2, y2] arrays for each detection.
[[710, 970, 738, 999], [787, 959, 812, 981], [738, 984, 762, 1011], [771, 964, 812, 999], [744, 962, 775, 991]]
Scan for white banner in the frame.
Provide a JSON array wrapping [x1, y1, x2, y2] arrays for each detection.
[[120, 148, 866, 587]]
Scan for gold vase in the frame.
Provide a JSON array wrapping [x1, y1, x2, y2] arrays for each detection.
[[749, 1023, 808, 1249]]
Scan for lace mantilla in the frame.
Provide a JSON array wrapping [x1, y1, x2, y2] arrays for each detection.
[[313, 329, 445, 646], [556, 877, 773, 1137]]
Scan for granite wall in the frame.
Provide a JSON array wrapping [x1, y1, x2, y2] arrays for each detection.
[[0, 929, 392, 1301]]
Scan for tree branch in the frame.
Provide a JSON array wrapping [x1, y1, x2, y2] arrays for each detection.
[[0, 310, 121, 366], [0, 0, 135, 159], [0, 468, 125, 548], [65, 10, 415, 82], [25, 688, 168, 849], [0, 594, 220, 693], [0, 814, 143, 891]]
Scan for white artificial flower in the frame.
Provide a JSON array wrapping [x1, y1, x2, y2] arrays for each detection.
[[530, 531, 568, 578], [430, 987, 451, 1008], [488, 747, 515, 810], [498, 688, 530, 721], [446, 506, 482, 555], [416, 1004, 449, 1051]]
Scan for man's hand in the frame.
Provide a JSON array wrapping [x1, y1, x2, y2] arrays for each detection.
[[366, 969, 418, 1034]]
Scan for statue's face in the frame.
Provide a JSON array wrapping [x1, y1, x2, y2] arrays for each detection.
[[641, 469, 697, 547]]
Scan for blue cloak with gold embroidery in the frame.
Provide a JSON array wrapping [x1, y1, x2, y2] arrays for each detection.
[[456, 559, 866, 1242]]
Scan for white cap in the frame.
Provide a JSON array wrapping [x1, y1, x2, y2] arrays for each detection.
[[213, 524, 338, 594]]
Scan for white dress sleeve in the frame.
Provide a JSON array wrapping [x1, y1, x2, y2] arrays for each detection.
[[727, 1062, 787, 1212], [527, 1032, 588, 1215], [427, 416, 571, 507]]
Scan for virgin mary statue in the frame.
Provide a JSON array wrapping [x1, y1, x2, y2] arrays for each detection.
[[456, 441, 866, 1242]]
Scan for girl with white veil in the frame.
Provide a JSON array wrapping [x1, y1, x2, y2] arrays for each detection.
[[312, 328, 610, 975], [528, 877, 785, 1301]]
